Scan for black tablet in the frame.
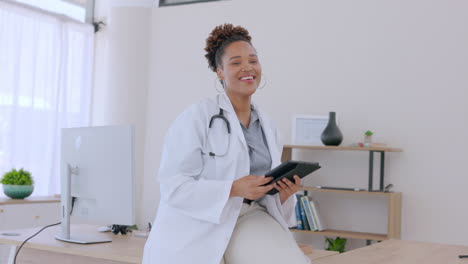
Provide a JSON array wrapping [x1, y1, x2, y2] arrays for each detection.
[[263, 160, 321, 195]]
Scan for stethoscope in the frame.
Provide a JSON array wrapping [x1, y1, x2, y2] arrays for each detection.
[[203, 67, 255, 157], [202, 107, 231, 157]]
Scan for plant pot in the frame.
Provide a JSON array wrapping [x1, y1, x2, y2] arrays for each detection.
[[3, 184, 34, 199], [364, 135, 372, 144], [364, 135, 372, 147]]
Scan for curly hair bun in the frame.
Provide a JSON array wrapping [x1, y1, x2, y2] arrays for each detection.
[[205, 24, 252, 72]]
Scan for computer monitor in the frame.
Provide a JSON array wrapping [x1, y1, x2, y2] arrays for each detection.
[[56, 125, 135, 244]]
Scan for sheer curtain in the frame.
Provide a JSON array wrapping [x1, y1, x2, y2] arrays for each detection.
[[0, 1, 94, 197]]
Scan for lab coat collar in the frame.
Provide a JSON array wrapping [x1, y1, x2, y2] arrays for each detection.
[[217, 92, 259, 114], [217, 92, 257, 154], [217, 92, 234, 113], [216, 93, 280, 169]]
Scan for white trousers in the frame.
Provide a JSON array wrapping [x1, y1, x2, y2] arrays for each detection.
[[219, 201, 310, 264]]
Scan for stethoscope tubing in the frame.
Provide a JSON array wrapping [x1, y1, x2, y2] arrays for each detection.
[[204, 108, 231, 157]]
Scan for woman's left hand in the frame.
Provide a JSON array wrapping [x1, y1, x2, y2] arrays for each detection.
[[274, 175, 301, 204]]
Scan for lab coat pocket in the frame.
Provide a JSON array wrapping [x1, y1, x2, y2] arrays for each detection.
[[201, 151, 237, 181], [215, 158, 231, 181], [200, 154, 217, 180]]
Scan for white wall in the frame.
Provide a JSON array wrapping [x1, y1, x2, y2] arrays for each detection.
[[92, 1, 151, 230], [142, 0, 468, 249]]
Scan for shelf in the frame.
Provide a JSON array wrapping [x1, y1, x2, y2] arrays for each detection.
[[298, 188, 402, 240], [283, 144, 403, 152], [281, 144, 403, 192], [290, 229, 387, 241], [301, 186, 400, 197], [285, 144, 402, 241]]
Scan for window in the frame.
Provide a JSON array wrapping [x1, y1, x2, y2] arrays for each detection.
[[0, 1, 94, 197], [16, 0, 88, 22]]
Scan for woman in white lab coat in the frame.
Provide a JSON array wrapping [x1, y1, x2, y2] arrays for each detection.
[[142, 24, 310, 264]]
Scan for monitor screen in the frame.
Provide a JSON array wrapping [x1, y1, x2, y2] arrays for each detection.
[[57, 125, 135, 244]]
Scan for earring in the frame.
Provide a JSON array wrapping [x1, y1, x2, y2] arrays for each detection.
[[214, 76, 224, 93], [257, 73, 267, 90]]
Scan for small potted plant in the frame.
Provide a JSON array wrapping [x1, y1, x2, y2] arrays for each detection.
[[364, 130, 374, 146], [325, 236, 347, 253], [1, 168, 34, 199]]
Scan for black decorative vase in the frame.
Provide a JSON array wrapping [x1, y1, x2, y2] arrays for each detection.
[[321, 112, 343, 146]]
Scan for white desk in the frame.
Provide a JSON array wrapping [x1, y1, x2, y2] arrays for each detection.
[[0, 224, 337, 264]]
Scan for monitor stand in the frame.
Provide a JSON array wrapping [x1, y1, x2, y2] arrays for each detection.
[[55, 234, 111, 244], [55, 164, 111, 244]]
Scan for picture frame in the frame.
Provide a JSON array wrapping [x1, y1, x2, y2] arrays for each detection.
[[292, 115, 329, 146]]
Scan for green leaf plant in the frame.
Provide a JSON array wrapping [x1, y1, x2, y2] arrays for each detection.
[[325, 236, 347, 253], [1, 168, 34, 185]]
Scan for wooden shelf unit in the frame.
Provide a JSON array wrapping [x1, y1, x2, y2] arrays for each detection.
[[301, 186, 395, 196], [295, 187, 402, 240], [283, 144, 403, 152], [284, 144, 402, 241], [282, 144, 402, 192]]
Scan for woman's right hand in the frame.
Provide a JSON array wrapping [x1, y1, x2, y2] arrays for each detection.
[[230, 175, 275, 200]]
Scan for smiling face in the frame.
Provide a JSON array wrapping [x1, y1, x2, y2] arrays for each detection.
[[216, 41, 262, 98]]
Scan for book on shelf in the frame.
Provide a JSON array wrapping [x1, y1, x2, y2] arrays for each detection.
[[294, 197, 304, 230], [292, 193, 327, 232], [301, 196, 317, 231], [309, 199, 326, 231], [297, 194, 310, 230]]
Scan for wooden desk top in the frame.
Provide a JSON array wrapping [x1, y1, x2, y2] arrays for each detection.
[[0, 195, 60, 205], [306, 249, 339, 260], [0, 225, 145, 263], [0, 225, 338, 263], [314, 239, 468, 264]]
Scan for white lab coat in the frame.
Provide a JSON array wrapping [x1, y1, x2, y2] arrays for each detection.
[[142, 92, 299, 264]]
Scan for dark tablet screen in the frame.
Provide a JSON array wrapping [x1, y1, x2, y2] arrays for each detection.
[[263, 160, 320, 195]]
